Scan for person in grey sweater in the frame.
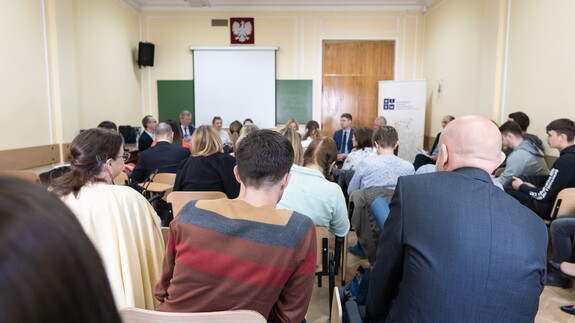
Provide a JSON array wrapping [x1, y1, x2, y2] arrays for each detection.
[[498, 121, 549, 189]]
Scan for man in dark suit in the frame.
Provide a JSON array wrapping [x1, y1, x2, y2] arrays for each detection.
[[138, 115, 157, 152], [333, 113, 354, 161], [179, 110, 195, 144], [131, 122, 190, 183], [366, 116, 547, 322]]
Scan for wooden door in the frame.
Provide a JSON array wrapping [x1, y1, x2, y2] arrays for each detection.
[[321, 40, 395, 136]]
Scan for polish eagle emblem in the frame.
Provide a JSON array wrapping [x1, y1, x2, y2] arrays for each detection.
[[232, 20, 253, 43]]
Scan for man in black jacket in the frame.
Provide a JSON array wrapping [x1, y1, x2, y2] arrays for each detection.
[[509, 118, 575, 219]]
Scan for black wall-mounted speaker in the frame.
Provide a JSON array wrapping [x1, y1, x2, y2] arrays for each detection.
[[138, 42, 155, 67]]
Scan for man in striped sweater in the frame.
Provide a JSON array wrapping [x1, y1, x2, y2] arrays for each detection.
[[155, 129, 317, 322]]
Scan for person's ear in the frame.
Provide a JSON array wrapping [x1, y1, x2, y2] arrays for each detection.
[[281, 172, 292, 191], [233, 166, 242, 184], [435, 143, 449, 171]]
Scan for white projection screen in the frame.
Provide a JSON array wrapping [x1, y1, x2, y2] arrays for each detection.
[[192, 47, 278, 128]]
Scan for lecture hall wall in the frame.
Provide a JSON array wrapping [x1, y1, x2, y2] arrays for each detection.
[[1, 0, 574, 160]]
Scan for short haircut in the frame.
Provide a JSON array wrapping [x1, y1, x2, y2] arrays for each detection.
[[445, 115, 455, 122], [279, 127, 304, 166], [154, 122, 173, 136], [354, 127, 374, 149], [508, 112, 530, 131], [375, 116, 387, 124], [179, 110, 192, 118], [0, 177, 120, 322], [191, 125, 223, 157], [243, 118, 253, 125], [142, 115, 154, 128], [97, 121, 117, 131], [499, 121, 523, 137], [236, 124, 260, 148], [212, 116, 222, 125], [372, 125, 398, 149], [303, 137, 338, 179], [341, 113, 352, 121], [235, 129, 294, 189], [546, 118, 575, 142]]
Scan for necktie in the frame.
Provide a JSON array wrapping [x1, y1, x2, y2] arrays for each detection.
[[342, 131, 348, 154], [183, 127, 188, 137]]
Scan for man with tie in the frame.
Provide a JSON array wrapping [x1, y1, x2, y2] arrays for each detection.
[[179, 110, 195, 143], [138, 115, 157, 152], [333, 113, 354, 161]]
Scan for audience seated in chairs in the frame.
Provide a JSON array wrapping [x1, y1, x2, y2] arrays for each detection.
[[301, 120, 321, 151], [341, 126, 375, 171], [152, 119, 193, 153], [50, 128, 164, 310], [0, 176, 121, 322], [174, 125, 240, 198], [277, 136, 350, 237], [155, 130, 316, 322], [279, 127, 304, 166], [508, 118, 575, 220]]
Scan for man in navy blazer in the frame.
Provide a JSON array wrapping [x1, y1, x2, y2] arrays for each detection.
[[179, 110, 195, 144], [333, 113, 354, 160], [366, 116, 547, 322], [138, 115, 157, 152], [131, 122, 190, 183]]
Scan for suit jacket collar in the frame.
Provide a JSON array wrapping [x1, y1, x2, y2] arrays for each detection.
[[155, 141, 171, 146], [453, 167, 492, 184]]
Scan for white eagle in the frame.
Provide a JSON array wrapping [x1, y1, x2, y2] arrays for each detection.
[[232, 20, 253, 43]]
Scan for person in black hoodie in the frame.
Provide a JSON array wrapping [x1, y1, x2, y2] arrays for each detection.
[[508, 118, 575, 220]]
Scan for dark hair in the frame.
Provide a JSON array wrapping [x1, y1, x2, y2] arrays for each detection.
[[508, 112, 530, 131], [353, 127, 374, 149], [51, 128, 124, 197], [0, 177, 120, 323], [97, 121, 117, 131], [446, 115, 455, 122], [212, 116, 222, 125], [165, 119, 183, 147], [229, 120, 243, 135], [303, 120, 320, 140], [235, 130, 294, 189], [142, 115, 154, 128], [243, 118, 253, 125], [373, 125, 398, 149], [341, 113, 352, 121], [499, 121, 523, 137], [304, 137, 338, 179], [546, 118, 575, 142]]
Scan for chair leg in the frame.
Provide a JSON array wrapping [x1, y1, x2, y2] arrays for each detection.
[[334, 236, 343, 275]]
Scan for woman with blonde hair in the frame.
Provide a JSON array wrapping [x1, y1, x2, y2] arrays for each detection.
[[235, 124, 259, 151], [277, 137, 350, 236], [174, 125, 240, 198], [284, 118, 302, 139], [50, 128, 164, 310], [279, 127, 304, 166]]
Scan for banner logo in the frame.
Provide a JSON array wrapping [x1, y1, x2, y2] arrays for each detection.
[[383, 98, 395, 110]]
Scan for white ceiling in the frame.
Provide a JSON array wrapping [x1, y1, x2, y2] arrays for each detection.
[[128, 0, 437, 11]]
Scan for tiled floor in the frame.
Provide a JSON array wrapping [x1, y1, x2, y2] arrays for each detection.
[[305, 231, 575, 323]]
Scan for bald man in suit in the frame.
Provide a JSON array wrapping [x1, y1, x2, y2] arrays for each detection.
[[366, 116, 547, 322]]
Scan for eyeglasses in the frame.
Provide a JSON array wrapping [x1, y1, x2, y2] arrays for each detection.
[[116, 152, 130, 162]]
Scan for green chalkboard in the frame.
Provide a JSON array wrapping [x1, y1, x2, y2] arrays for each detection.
[[276, 80, 312, 125], [157, 79, 312, 126], [157, 80, 194, 123]]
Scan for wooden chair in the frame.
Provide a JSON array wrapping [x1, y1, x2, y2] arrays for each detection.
[[113, 171, 129, 186], [330, 287, 342, 323], [316, 226, 330, 288], [0, 170, 40, 184], [119, 307, 266, 323], [550, 188, 575, 220], [167, 191, 227, 217], [150, 173, 176, 202]]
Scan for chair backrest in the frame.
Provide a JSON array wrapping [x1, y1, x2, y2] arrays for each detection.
[[551, 188, 575, 219], [0, 170, 40, 184], [167, 191, 227, 216], [330, 287, 342, 323], [316, 226, 330, 274], [119, 307, 266, 323], [153, 173, 176, 186], [113, 171, 128, 186]]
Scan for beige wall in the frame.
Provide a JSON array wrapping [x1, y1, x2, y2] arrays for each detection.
[[141, 10, 425, 123], [0, 0, 141, 153]]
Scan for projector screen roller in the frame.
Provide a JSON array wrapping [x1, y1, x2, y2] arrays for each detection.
[[192, 47, 277, 128]]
